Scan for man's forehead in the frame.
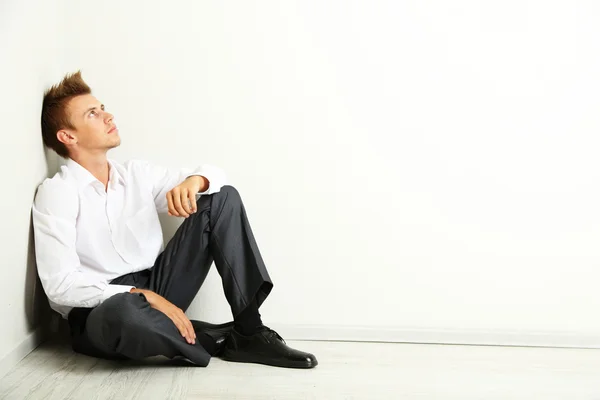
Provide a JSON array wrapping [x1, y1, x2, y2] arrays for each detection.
[[68, 94, 101, 112]]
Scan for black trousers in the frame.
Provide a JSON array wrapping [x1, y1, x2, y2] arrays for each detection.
[[67, 185, 273, 367]]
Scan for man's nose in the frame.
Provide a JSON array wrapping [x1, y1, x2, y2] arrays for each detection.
[[105, 112, 114, 123]]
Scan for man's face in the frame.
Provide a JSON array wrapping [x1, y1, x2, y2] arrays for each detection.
[[61, 94, 121, 156]]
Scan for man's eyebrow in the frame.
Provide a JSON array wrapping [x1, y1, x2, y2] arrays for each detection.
[[82, 104, 105, 117]]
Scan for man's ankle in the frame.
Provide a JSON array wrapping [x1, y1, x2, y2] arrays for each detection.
[[233, 323, 263, 336], [234, 298, 263, 336]]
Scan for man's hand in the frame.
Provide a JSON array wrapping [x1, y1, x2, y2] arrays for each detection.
[[167, 176, 209, 218], [130, 288, 196, 344]]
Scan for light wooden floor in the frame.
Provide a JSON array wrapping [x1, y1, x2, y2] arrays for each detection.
[[2, 338, 600, 399]]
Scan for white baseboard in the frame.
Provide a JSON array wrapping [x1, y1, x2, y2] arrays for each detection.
[[273, 324, 600, 349], [0, 327, 46, 381]]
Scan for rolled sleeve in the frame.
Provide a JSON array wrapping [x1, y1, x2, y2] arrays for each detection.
[[135, 160, 227, 213], [186, 164, 227, 195]]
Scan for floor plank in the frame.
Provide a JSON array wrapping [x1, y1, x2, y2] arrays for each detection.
[[2, 338, 600, 399]]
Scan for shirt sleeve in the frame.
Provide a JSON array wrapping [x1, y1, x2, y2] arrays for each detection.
[[32, 180, 134, 308], [135, 160, 228, 213]]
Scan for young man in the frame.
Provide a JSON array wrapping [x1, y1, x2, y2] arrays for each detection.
[[32, 71, 317, 368]]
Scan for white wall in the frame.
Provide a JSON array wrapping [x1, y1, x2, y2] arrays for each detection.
[[4, 0, 600, 366], [0, 0, 68, 378], [62, 0, 600, 342]]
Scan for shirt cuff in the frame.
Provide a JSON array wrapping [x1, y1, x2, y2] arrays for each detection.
[[102, 284, 136, 302], [186, 165, 226, 195]]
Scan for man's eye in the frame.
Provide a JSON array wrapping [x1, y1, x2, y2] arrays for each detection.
[[90, 111, 97, 116]]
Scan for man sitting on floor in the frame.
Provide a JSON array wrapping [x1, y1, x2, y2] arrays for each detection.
[[32, 71, 317, 369]]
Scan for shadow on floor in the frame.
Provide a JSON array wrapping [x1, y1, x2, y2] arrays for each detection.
[[39, 334, 202, 372]]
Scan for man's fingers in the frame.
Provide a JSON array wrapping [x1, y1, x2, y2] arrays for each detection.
[[172, 189, 189, 217], [175, 312, 195, 344], [187, 190, 197, 213], [173, 314, 194, 344], [182, 316, 195, 344], [180, 189, 193, 215], [188, 317, 196, 340], [176, 309, 195, 341], [167, 184, 197, 217], [166, 191, 178, 216], [173, 319, 187, 340], [182, 314, 196, 341]]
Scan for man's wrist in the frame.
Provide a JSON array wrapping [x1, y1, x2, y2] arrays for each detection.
[[189, 175, 209, 193]]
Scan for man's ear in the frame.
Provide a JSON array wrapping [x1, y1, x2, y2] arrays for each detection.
[[57, 129, 77, 146]]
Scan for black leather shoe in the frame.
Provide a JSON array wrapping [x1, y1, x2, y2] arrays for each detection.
[[220, 326, 318, 369], [191, 320, 234, 356]]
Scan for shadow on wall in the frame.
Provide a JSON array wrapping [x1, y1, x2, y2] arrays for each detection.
[[26, 147, 63, 339]]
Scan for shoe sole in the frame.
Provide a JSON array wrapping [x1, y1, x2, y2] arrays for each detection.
[[219, 353, 318, 369]]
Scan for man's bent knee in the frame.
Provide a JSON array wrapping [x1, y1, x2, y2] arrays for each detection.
[[220, 185, 238, 196]]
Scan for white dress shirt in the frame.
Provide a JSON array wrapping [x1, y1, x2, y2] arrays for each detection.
[[31, 158, 227, 319]]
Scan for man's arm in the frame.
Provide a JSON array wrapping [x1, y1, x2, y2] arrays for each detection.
[[32, 180, 134, 308], [133, 160, 227, 214]]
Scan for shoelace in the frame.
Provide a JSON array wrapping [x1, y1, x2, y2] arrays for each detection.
[[260, 326, 286, 344]]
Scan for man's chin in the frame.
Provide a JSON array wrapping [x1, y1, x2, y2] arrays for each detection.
[[105, 144, 120, 152]]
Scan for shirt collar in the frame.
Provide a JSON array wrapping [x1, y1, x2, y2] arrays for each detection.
[[108, 159, 126, 186], [65, 158, 125, 190]]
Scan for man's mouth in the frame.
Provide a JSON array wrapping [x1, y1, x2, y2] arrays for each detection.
[[108, 126, 117, 134]]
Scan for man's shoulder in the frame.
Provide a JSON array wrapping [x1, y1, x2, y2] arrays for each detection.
[[36, 166, 76, 194], [33, 172, 79, 216]]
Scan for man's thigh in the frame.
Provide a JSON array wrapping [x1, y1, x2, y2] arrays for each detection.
[[83, 292, 197, 361], [146, 194, 215, 310], [82, 292, 147, 355], [68, 295, 138, 360]]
